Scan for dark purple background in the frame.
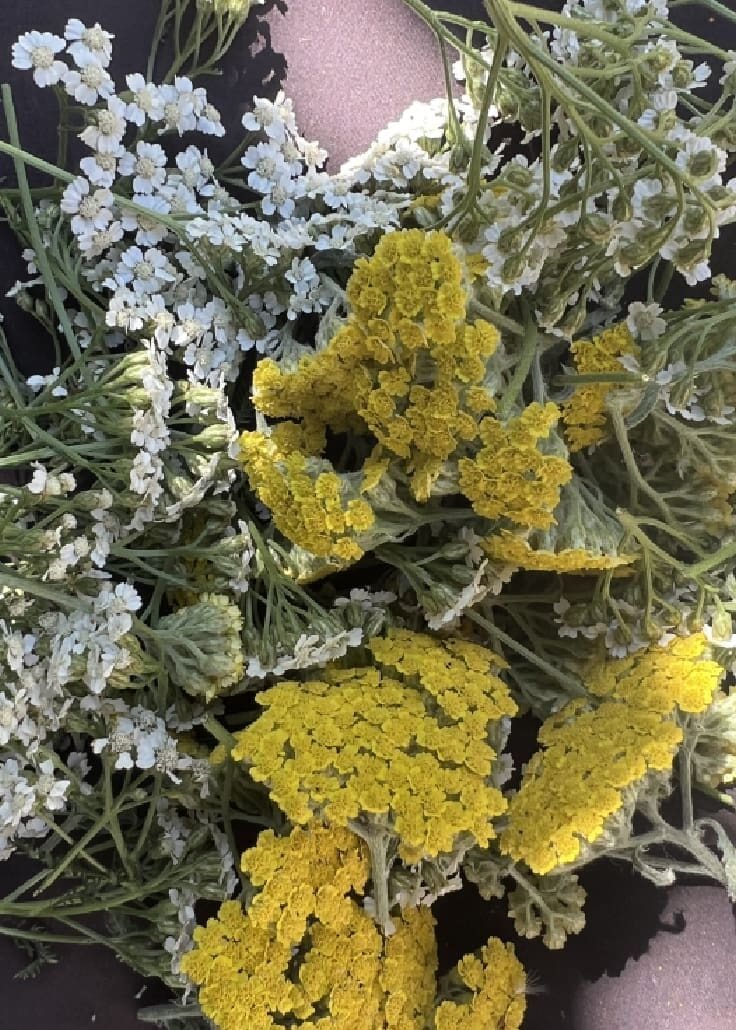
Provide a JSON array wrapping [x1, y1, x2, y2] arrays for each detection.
[[2, 1, 736, 1026]]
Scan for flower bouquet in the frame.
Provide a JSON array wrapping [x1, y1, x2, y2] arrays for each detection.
[[2, 0, 736, 1026]]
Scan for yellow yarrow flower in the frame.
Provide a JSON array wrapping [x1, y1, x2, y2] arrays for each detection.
[[587, 631, 723, 715], [481, 476, 636, 573], [434, 937, 526, 1030], [183, 822, 526, 1030], [238, 427, 374, 564], [182, 823, 438, 1030], [247, 229, 501, 505], [500, 699, 683, 875], [457, 403, 573, 528], [500, 634, 724, 875], [561, 323, 640, 452], [231, 629, 516, 863], [483, 531, 634, 572]]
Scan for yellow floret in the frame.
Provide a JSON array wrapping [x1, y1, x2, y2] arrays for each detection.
[[238, 429, 374, 564], [433, 937, 526, 1030], [483, 530, 636, 572]]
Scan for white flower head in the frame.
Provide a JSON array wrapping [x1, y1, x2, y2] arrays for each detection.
[[80, 97, 128, 154], [61, 177, 114, 236], [113, 245, 177, 295], [65, 19, 114, 67], [626, 301, 667, 341], [241, 140, 293, 194], [125, 74, 165, 125], [12, 31, 67, 88], [79, 146, 123, 187], [61, 51, 114, 105], [118, 141, 168, 194]]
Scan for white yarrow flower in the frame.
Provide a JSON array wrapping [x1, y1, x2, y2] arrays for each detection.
[[125, 74, 165, 125], [626, 301, 667, 341], [60, 177, 113, 236], [11, 31, 67, 88], [80, 97, 128, 154], [61, 51, 114, 105], [64, 19, 114, 67], [118, 141, 168, 194]]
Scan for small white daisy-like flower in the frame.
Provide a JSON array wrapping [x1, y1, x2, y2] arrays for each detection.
[[175, 146, 211, 191], [241, 140, 292, 194], [61, 51, 114, 105], [124, 194, 172, 247], [118, 141, 168, 194], [79, 147, 122, 188], [124, 74, 165, 125], [158, 78, 200, 135], [64, 19, 114, 67], [76, 219, 124, 257], [113, 245, 178, 295], [241, 92, 295, 143], [80, 97, 128, 154], [60, 177, 114, 236], [626, 301, 667, 341], [11, 31, 67, 88], [196, 103, 226, 137]]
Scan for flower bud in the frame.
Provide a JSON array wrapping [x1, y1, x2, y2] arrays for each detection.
[[688, 149, 719, 180], [188, 424, 236, 452], [551, 139, 580, 173], [504, 165, 534, 190]]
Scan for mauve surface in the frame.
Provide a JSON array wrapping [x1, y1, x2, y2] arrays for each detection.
[[1, 0, 736, 1027]]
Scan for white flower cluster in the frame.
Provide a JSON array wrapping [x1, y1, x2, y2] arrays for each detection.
[[0, 758, 70, 861], [91, 702, 207, 786]]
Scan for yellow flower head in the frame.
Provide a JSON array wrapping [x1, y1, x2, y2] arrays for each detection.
[[238, 428, 374, 566], [182, 823, 438, 1030], [458, 403, 573, 528], [481, 477, 637, 573], [561, 323, 640, 452], [231, 629, 516, 862], [587, 631, 723, 715], [500, 698, 683, 875], [434, 937, 526, 1030], [245, 228, 502, 506], [501, 634, 723, 875]]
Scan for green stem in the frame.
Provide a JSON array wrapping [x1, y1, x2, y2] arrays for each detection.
[[687, 538, 736, 577], [498, 301, 537, 418], [467, 608, 586, 694], [1, 86, 83, 369], [679, 745, 694, 831], [349, 822, 394, 934]]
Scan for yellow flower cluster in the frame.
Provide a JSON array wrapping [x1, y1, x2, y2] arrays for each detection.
[[231, 629, 516, 862], [457, 403, 572, 528], [480, 475, 636, 573], [238, 428, 374, 563], [500, 698, 681, 875], [561, 323, 640, 452], [434, 937, 526, 1030], [247, 228, 501, 503], [181, 823, 437, 1029], [182, 823, 526, 1030], [587, 631, 723, 715], [500, 633, 724, 874], [482, 530, 634, 573]]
